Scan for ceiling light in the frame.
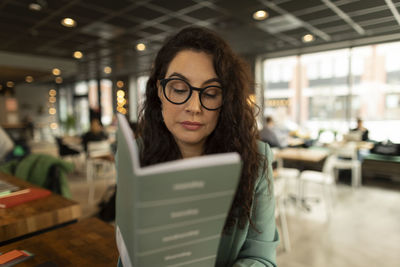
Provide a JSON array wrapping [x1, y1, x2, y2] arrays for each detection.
[[49, 89, 56, 96], [253, 10, 268, 21], [55, 77, 63, 84], [73, 51, 83, 59], [25, 76, 34, 83], [52, 68, 61, 76], [136, 43, 146, 51], [29, 3, 42, 11], [61, 18, 77, 28], [116, 80, 124, 88], [6, 81, 14, 88], [104, 66, 112, 74], [117, 90, 125, 97], [302, 34, 315, 43]]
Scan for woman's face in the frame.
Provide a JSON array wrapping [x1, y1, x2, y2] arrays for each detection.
[[158, 50, 221, 156]]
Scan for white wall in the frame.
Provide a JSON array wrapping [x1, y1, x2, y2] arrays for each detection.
[[15, 83, 57, 140], [15, 83, 52, 119], [0, 51, 77, 76]]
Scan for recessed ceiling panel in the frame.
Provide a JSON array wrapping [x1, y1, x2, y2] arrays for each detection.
[[150, 0, 197, 11], [1, 0, 400, 84]]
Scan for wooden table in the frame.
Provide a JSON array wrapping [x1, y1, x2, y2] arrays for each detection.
[[276, 148, 329, 163], [0, 173, 81, 244], [0, 218, 119, 266], [328, 141, 374, 151], [274, 148, 330, 211], [1, 123, 26, 129], [287, 137, 305, 147], [274, 147, 330, 172], [356, 141, 374, 150]]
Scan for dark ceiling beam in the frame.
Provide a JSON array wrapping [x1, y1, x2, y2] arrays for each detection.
[[261, 31, 400, 60], [384, 0, 400, 26], [203, 0, 302, 47], [145, 2, 204, 24], [358, 16, 396, 27], [1, 0, 82, 50], [309, 5, 392, 26], [321, 0, 365, 35], [258, 0, 331, 41], [0, 0, 12, 9], [292, 3, 328, 17], [37, 2, 141, 52]]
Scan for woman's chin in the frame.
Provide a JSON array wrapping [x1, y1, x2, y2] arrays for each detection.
[[175, 135, 206, 148]]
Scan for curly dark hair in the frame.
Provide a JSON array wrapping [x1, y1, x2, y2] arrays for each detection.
[[137, 26, 266, 230]]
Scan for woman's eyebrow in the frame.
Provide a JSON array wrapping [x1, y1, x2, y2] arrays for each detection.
[[168, 72, 221, 85], [203, 77, 221, 85], [168, 72, 187, 80]]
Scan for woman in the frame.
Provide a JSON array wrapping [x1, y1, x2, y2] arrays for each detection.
[[128, 26, 279, 266], [81, 118, 108, 152], [350, 118, 369, 141]]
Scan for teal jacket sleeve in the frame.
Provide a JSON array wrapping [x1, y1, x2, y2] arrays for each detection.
[[233, 142, 279, 267]]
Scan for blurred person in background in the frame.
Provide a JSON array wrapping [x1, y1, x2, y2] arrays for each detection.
[[351, 117, 369, 141], [259, 116, 284, 148], [81, 118, 108, 152], [22, 115, 34, 140]]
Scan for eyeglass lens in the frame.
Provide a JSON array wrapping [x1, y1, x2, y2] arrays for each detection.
[[164, 79, 222, 110]]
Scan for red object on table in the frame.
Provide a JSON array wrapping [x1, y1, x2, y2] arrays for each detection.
[[0, 187, 51, 208]]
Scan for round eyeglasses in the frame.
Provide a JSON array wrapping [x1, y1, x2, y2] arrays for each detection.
[[159, 78, 223, 110]]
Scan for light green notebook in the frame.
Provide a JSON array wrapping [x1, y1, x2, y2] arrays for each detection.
[[115, 114, 241, 267]]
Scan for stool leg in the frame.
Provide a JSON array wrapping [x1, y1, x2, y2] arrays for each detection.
[[278, 197, 291, 252], [87, 161, 95, 205]]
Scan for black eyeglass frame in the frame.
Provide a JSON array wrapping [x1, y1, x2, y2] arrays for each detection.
[[159, 78, 223, 111]]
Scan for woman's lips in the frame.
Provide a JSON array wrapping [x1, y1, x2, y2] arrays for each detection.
[[181, 121, 203, 130]]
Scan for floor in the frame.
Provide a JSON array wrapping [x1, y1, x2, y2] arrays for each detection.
[[66, 162, 400, 267], [276, 178, 400, 267], [68, 164, 116, 219]]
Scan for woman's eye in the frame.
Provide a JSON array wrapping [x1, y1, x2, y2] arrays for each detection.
[[173, 88, 189, 94], [204, 93, 217, 98], [203, 88, 221, 98], [169, 80, 188, 89]]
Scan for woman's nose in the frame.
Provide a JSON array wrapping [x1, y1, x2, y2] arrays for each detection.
[[185, 91, 202, 113]]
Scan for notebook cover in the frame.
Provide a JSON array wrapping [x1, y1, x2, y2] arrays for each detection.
[[115, 114, 241, 267], [0, 187, 51, 208]]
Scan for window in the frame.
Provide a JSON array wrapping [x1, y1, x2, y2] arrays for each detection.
[[71, 82, 90, 134], [88, 80, 98, 110], [262, 42, 400, 142], [263, 56, 297, 132], [137, 75, 148, 107], [100, 79, 113, 125]]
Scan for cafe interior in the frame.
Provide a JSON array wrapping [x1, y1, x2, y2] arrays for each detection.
[[0, 0, 400, 266]]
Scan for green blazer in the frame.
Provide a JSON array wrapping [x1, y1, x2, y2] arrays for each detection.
[[215, 141, 279, 266], [117, 141, 279, 266], [0, 153, 73, 198]]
